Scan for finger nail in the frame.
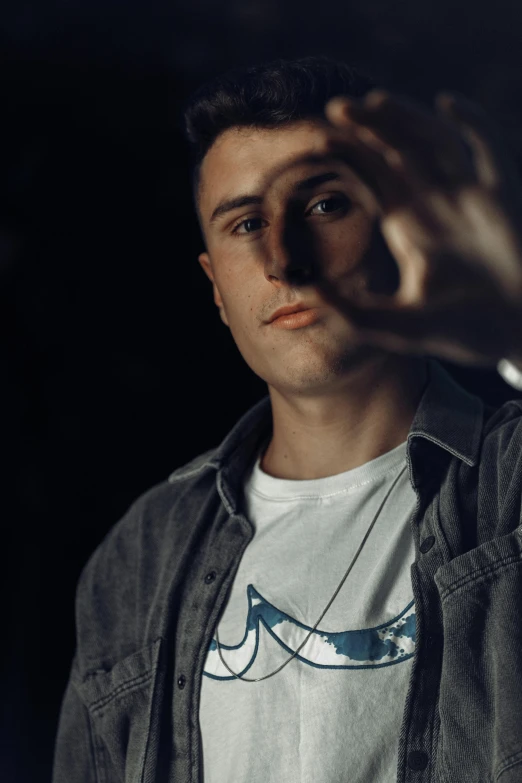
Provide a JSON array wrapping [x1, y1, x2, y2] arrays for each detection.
[[325, 97, 352, 117], [436, 91, 456, 108], [437, 90, 480, 114], [365, 89, 390, 107]]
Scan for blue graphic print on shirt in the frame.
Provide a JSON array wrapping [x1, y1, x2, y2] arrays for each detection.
[[203, 584, 416, 680]]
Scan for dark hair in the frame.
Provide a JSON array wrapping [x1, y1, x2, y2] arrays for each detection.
[[181, 55, 378, 216]]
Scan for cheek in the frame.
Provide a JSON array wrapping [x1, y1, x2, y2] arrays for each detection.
[[363, 223, 402, 296], [218, 265, 258, 319], [316, 211, 374, 268]]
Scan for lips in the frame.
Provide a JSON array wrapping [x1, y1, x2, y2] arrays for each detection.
[[269, 308, 322, 330], [267, 303, 311, 323]]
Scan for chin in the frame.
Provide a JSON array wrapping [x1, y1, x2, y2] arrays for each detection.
[[238, 331, 394, 390], [264, 346, 384, 393]]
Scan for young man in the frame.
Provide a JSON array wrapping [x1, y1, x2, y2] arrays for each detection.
[[52, 56, 522, 783]]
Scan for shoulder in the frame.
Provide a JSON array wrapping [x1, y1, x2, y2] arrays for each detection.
[[476, 397, 522, 533], [482, 397, 522, 454], [83, 445, 218, 574], [73, 446, 219, 670]]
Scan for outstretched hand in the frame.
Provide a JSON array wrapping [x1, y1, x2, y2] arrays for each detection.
[[314, 88, 522, 368]]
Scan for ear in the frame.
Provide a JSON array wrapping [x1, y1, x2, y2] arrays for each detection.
[[198, 252, 230, 327]]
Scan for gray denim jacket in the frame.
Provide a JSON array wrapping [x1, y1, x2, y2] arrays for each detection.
[[52, 358, 522, 783]]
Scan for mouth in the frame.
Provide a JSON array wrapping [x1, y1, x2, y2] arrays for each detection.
[[268, 307, 322, 330], [267, 303, 315, 323]]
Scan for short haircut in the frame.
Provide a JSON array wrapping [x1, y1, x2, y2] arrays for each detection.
[[181, 55, 378, 222]]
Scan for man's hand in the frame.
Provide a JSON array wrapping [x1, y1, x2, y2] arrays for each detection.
[[315, 88, 522, 368]]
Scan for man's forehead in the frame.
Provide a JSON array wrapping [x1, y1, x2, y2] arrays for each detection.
[[199, 120, 336, 212], [204, 120, 332, 173]]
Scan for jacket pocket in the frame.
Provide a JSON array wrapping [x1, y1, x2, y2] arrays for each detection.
[[434, 529, 522, 782], [75, 637, 163, 783]]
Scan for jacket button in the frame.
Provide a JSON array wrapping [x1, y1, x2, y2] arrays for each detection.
[[407, 750, 429, 771], [177, 675, 186, 689], [205, 571, 217, 584], [419, 535, 435, 554]]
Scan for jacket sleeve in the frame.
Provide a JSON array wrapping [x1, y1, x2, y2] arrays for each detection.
[[51, 653, 98, 783]]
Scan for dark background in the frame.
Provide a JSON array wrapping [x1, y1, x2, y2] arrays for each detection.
[[2, 1, 522, 780]]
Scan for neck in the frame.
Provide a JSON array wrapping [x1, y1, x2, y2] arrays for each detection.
[[260, 354, 428, 480]]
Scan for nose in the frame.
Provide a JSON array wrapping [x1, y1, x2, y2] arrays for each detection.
[[264, 259, 314, 286], [263, 212, 318, 287]]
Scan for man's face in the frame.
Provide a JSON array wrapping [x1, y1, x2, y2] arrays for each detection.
[[197, 119, 394, 395]]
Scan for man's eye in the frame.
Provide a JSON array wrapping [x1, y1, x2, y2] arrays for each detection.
[[308, 195, 350, 215], [232, 217, 265, 235]]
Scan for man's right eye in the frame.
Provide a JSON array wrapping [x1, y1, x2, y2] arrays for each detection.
[[231, 217, 265, 235]]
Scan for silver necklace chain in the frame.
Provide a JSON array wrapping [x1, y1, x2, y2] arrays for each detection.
[[215, 462, 408, 682]]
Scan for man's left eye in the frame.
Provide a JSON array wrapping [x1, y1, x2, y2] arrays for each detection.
[[308, 195, 350, 215]]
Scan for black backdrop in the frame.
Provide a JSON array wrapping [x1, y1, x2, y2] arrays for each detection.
[[2, 1, 522, 780]]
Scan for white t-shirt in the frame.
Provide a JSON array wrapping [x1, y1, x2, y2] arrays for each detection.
[[199, 439, 418, 782]]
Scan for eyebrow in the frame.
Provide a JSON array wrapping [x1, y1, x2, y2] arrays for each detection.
[[209, 171, 341, 225]]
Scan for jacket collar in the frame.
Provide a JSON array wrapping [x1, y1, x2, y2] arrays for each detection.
[[169, 358, 484, 516]]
